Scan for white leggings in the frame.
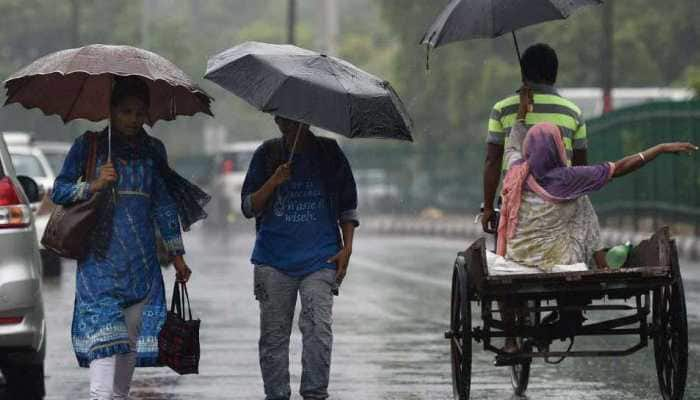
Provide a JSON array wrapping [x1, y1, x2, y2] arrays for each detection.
[[89, 299, 146, 400]]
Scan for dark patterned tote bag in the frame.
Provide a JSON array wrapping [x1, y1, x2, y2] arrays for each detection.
[[158, 281, 200, 374]]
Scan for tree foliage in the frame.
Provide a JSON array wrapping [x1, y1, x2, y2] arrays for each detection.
[[371, 0, 700, 208], [0, 0, 398, 155], [0, 0, 699, 210], [378, 0, 700, 141]]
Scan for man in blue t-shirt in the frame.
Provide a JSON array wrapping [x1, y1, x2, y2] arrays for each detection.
[[241, 116, 358, 400]]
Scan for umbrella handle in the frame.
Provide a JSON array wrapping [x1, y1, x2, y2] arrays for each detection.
[[108, 123, 112, 162], [425, 44, 430, 71], [287, 123, 303, 163], [107, 123, 117, 202], [170, 86, 177, 120], [512, 31, 524, 82]]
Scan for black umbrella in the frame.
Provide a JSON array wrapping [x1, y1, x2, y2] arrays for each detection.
[[421, 0, 603, 71], [204, 41, 413, 142]]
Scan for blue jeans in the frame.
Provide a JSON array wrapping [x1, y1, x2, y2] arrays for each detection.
[[254, 265, 335, 400]]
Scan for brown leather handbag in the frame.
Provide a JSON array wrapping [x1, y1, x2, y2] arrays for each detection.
[[41, 132, 106, 260]]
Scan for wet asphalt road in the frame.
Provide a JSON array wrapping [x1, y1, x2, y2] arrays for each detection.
[[41, 228, 700, 399]]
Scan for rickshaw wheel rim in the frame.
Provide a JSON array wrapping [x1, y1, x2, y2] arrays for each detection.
[[450, 263, 471, 400], [653, 280, 688, 400], [510, 300, 535, 396]]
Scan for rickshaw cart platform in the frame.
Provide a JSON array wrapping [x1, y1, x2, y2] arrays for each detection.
[[446, 227, 688, 399]]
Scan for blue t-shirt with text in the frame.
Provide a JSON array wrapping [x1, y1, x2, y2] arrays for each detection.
[[251, 152, 340, 276]]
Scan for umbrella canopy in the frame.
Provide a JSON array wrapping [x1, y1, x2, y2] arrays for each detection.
[[3, 44, 213, 124], [204, 41, 413, 141], [421, 0, 603, 49]]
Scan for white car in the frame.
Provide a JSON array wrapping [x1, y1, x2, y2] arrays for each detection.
[[209, 141, 261, 228], [2, 133, 55, 195], [2, 132, 62, 276], [35, 141, 71, 179], [355, 168, 400, 213], [0, 133, 46, 399]]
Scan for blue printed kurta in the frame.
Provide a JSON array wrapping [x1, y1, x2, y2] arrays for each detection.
[[52, 131, 184, 367]]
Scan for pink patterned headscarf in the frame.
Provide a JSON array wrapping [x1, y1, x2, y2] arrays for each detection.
[[496, 123, 615, 256]]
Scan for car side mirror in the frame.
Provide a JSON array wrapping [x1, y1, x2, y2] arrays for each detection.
[[17, 175, 41, 203]]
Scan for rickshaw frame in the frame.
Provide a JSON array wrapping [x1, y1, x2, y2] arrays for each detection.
[[446, 227, 688, 399]]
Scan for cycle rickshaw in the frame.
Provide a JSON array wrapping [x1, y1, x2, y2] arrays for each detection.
[[446, 226, 688, 399]]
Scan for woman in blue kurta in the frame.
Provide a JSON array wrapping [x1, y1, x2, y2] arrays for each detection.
[[52, 76, 208, 400]]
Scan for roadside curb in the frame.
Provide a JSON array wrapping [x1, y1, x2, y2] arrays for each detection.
[[362, 215, 700, 261]]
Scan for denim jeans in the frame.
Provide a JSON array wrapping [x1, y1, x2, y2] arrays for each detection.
[[254, 265, 335, 400]]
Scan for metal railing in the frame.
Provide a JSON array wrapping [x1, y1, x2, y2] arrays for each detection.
[[588, 100, 700, 233]]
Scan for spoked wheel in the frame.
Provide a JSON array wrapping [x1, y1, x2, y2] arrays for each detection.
[[510, 300, 536, 396], [448, 263, 471, 400], [653, 279, 688, 400]]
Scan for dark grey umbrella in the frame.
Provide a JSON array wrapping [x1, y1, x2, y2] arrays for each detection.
[[421, 0, 602, 70], [204, 41, 413, 141]]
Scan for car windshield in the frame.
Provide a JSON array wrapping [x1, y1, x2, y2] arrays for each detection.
[[11, 154, 47, 177], [44, 152, 67, 174]]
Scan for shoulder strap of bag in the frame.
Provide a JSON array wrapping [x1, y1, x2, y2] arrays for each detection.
[[262, 138, 285, 179], [85, 132, 98, 182], [253, 138, 285, 230], [315, 136, 343, 192]]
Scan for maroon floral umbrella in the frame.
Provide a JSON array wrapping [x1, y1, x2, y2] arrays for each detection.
[[3, 44, 213, 124]]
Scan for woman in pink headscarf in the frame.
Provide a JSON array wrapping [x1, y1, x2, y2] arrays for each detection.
[[498, 87, 697, 270], [496, 87, 696, 354]]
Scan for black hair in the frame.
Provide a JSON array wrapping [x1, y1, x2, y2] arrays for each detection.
[[274, 115, 297, 124], [521, 43, 558, 85], [274, 115, 307, 128], [110, 76, 150, 108]]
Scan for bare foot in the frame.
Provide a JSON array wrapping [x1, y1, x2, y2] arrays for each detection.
[[502, 337, 519, 353]]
